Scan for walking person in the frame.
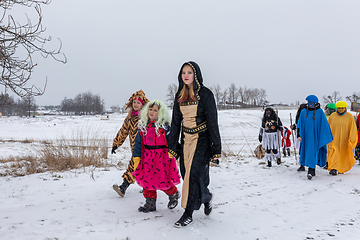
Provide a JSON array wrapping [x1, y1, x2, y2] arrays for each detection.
[[281, 126, 291, 157], [290, 103, 307, 162], [355, 113, 360, 163], [112, 90, 150, 197], [324, 103, 337, 120], [258, 108, 283, 167], [327, 101, 358, 175], [168, 61, 221, 227], [323, 103, 336, 169], [132, 100, 181, 212], [296, 95, 333, 179]]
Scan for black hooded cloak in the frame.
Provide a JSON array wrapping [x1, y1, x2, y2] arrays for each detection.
[[168, 61, 221, 210]]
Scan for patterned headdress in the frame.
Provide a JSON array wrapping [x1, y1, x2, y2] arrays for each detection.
[[125, 90, 149, 110]]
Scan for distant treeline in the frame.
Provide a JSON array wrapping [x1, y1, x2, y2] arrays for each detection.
[[0, 91, 105, 116], [166, 83, 269, 109], [60, 92, 105, 115], [0, 93, 37, 117]]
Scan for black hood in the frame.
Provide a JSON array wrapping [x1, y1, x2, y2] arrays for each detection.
[[263, 107, 277, 121], [177, 61, 203, 101], [262, 107, 279, 128]]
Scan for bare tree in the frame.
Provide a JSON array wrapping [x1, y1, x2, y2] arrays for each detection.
[[166, 83, 177, 108], [227, 83, 239, 108], [238, 86, 245, 103], [346, 92, 360, 103], [1, 0, 67, 100], [211, 84, 222, 109], [221, 89, 228, 109], [256, 88, 268, 107], [322, 91, 342, 105], [243, 87, 251, 105]]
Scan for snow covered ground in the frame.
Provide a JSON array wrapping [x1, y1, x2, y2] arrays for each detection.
[[1, 109, 360, 240]]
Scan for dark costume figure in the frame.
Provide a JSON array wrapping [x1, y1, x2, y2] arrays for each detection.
[[356, 113, 360, 163], [281, 126, 291, 157], [297, 95, 333, 179], [168, 61, 221, 228], [258, 108, 283, 167], [290, 103, 308, 161], [112, 90, 150, 197]]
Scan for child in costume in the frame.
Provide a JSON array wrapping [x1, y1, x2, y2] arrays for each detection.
[[327, 101, 358, 175], [112, 90, 150, 197], [132, 100, 181, 213], [258, 107, 283, 167], [281, 126, 291, 157], [297, 95, 333, 179]]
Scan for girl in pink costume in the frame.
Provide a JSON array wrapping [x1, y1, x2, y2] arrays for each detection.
[[132, 100, 181, 213]]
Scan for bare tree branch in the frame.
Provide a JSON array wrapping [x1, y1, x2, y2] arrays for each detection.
[[1, 0, 67, 100]]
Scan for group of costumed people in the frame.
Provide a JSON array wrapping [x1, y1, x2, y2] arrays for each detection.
[[111, 61, 221, 228], [259, 94, 360, 180], [108, 60, 359, 228]]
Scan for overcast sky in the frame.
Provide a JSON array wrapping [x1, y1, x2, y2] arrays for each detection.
[[14, 0, 360, 108]]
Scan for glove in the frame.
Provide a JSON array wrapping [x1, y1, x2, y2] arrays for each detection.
[[278, 126, 283, 131], [133, 157, 141, 170], [258, 135, 262, 143], [111, 146, 117, 154]]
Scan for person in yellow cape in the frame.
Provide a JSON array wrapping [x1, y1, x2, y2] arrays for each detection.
[[327, 101, 358, 175]]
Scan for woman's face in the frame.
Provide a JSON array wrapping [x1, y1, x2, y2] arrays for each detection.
[[132, 99, 142, 111], [181, 65, 194, 86], [148, 104, 159, 121]]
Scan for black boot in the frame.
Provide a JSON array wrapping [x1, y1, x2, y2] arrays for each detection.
[[297, 165, 305, 171], [287, 148, 291, 157], [323, 162, 328, 170], [204, 193, 213, 216], [329, 169, 338, 176], [113, 179, 130, 197], [168, 191, 180, 209], [267, 160, 272, 167], [307, 167, 315, 180], [276, 158, 281, 165], [283, 148, 286, 157], [138, 198, 156, 212]]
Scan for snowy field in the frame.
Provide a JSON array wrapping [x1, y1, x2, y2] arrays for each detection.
[[1, 109, 360, 240]]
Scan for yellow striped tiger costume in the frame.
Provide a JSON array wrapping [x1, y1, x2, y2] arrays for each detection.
[[112, 113, 140, 183]]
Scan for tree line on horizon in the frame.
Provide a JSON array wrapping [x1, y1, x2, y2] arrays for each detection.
[[166, 83, 269, 109], [0, 91, 105, 116], [1, 90, 360, 117]]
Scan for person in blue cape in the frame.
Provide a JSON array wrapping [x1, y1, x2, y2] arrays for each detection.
[[296, 95, 333, 179]]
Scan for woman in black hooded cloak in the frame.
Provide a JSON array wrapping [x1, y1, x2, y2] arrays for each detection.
[[168, 61, 221, 227]]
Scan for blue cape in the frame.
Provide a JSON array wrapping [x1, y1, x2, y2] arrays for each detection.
[[297, 108, 333, 168]]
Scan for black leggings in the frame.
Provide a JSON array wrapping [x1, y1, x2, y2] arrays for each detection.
[[266, 149, 278, 154]]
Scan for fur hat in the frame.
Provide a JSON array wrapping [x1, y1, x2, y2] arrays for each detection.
[[125, 90, 149, 110]]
